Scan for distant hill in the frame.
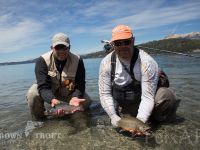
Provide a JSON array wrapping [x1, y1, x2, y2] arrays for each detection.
[[81, 50, 107, 59], [0, 58, 38, 66], [1, 36, 200, 66], [164, 32, 200, 40], [82, 38, 200, 59], [139, 38, 200, 54]]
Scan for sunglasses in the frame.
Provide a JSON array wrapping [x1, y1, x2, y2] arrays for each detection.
[[113, 40, 131, 47], [54, 45, 70, 51]]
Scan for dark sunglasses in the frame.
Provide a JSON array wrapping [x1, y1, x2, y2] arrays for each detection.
[[113, 40, 131, 47], [54, 45, 70, 51]]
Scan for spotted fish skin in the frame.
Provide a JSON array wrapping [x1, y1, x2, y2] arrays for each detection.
[[117, 116, 151, 136], [44, 102, 83, 116]]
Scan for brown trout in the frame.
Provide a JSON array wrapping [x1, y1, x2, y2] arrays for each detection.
[[117, 116, 151, 136], [44, 102, 84, 116]]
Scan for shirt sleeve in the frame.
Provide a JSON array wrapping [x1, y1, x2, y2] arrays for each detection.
[[71, 58, 85, 98], [35, 57, 56, 104], [99, 57, 119, 119], [136, 57, 159, 123]]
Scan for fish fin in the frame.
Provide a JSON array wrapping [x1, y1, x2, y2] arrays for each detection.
[[131, 132, 137, 137], [119, 128, 126, 133]]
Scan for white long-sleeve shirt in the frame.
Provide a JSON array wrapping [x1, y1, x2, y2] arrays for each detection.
[[99, 49, 159, 123]]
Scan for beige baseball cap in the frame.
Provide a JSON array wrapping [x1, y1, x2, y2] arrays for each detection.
[[52, 33, 70, 47]]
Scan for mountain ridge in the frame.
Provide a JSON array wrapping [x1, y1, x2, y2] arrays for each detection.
[[1, 34, 200, 66], [164, 32, 200, 40]]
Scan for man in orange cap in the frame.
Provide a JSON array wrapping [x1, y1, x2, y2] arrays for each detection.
[[99, 25, 180, 133]]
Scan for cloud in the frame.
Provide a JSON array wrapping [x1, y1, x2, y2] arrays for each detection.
[[68, 1, 200, 36], [0, 17, 45, 53], [73, 27, 87, 34], [83, 1, 121, 18], [0, 14, 12, 25], [110, 2, 200, 30], [0, 0, 199, 54]]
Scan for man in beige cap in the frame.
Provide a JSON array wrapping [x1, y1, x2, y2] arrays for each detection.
[[99, 25, 180, 133], [27, 33, 91, 120]]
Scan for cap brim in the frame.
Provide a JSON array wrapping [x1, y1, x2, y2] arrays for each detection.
[[111, 33, 132, 42], [52, 42, 70, 48]]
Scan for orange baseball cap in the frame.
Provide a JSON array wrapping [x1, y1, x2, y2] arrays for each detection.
[[111, 25, 133, 42]]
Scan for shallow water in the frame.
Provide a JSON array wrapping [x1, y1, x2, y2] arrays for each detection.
[[0, 55, 199, 149]]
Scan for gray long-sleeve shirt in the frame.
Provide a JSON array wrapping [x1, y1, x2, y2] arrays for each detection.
[[99, 49, 159, 123]]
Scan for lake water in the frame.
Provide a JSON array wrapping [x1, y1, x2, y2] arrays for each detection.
[[0, 55, 199, 150]]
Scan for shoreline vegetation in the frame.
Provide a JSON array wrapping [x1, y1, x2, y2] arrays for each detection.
[[81, 38, 200, 59], [1, 38, 200, 66]]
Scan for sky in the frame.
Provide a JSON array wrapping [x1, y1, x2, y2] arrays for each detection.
[[0, 0, 200, 63]]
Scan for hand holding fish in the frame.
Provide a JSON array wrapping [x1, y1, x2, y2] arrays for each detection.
[[117, 116, 151, 136], [51, 99, 61, 107], [111, 115, 121, 127], [69, 97, 86, 107], [44, 102, 84, 117]]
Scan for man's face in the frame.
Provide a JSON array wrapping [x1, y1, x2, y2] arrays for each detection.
[[52, 44, 70, 61], [113, 38, 134, 60]]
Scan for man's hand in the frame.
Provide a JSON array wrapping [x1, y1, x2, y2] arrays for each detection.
[[111, 115, 121, 127], [51, 99, 61, 107], [51, 99, 65, 117], [69, 97, 86, 107]]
